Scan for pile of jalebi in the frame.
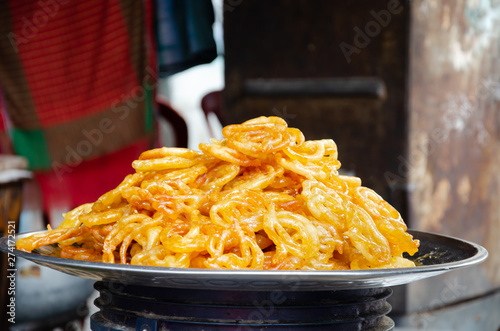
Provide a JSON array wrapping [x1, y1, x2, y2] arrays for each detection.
[[17, 116, 419, 270]]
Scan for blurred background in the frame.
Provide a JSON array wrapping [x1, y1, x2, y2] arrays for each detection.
[[0, 0, 499, 330]]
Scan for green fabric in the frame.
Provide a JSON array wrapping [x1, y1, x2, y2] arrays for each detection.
[[145, 83, 154, 133], [11, 128, 51, 169]]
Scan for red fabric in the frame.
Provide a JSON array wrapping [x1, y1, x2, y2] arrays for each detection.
[[0, 97, 5, 133], [144, 0, 157, 79], [1, 0, 158, 224], [35, 139, 150, 215], [9, 0, 139, 127]]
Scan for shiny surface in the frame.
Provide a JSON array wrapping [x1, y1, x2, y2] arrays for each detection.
[[0, 230, 488, 291]]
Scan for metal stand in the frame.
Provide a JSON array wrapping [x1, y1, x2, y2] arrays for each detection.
[[91, 281, 394, 330]]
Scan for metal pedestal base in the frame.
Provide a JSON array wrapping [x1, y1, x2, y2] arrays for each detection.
[[90, 281, 394, 330]]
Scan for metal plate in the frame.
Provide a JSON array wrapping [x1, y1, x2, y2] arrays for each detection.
[[0, 230, 487, 291]]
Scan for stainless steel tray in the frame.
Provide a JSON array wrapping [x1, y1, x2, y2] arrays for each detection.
[[0, 230, 487, 291]]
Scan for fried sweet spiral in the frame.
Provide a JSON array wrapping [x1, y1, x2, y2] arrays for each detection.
[[16, 116, 419, 270]]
